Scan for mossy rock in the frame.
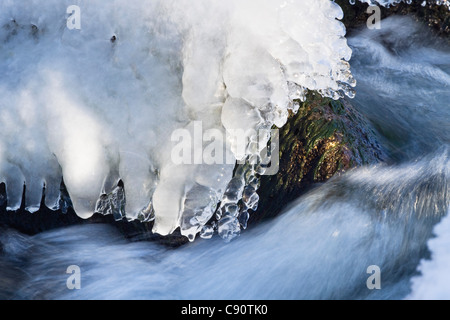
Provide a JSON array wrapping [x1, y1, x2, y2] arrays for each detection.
[[253, 93, 385, 223]]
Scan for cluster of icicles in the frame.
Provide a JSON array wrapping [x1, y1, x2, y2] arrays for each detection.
[[0, 0, 446, 242]]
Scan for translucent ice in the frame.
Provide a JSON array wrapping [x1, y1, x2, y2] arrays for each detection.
[[0, 0, 356, 239]]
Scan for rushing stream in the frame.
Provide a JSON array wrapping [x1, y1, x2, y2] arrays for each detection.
[[0, 14, 449, 300]]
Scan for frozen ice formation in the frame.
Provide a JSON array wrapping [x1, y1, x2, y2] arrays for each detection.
[[0, 0, 355, 241]]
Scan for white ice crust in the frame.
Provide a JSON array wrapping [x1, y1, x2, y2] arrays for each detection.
[[0, 0, 355, 238]]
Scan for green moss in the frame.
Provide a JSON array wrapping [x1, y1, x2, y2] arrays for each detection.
[[253, 93, 385, 223]]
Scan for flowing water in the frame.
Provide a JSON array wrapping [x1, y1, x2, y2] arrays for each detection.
[[0, 14, 449, 300]]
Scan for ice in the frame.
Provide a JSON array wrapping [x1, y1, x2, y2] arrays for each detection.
[[2, 165, 24, 211], [238, 210, 250, 230], [200, 224, 215, 240], [179, 183, 219, 241], [212, 162, 262, 240], [43, 79, 111, 219], [217, 216, 241, 243], [222, 177, 246, 205], [43, 173, 62, 210], [117, 151, 156, 218], [95, 181, 126, 221], [242, 186, 260, 212], [0, 0, 356, 239]]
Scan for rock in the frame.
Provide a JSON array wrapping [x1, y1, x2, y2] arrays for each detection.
[[252, 93, 386, 222], [112, 220, 189, 247]]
